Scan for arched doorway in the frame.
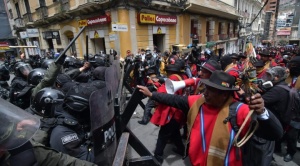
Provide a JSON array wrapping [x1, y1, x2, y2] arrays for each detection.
[[64, 30, 76, 56]]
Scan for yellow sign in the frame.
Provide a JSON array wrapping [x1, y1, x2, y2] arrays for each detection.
[[138, 13, 155, 24], [78, 20, 88, 27]]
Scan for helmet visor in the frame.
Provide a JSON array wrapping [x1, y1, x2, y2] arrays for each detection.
[[0, 98, 39, 151], [19, 64, 33, 77]]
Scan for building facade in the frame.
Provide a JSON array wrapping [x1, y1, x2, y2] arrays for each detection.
[[262, 0, 280, 46], [7, 0, 265, 58]]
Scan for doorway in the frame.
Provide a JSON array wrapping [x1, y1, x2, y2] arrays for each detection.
[[153, 34, 165, 52], [47, 39, 54, 53], [92, 38, 106, 54]]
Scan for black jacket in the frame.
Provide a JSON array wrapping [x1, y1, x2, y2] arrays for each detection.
[[262, 81, 289, 124], [151, 92, 283, 140]]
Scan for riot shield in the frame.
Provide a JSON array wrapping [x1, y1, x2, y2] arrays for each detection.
[[90, 87, 116, 165], [105, 64, 119, 99], [0, 98, 40, 150]]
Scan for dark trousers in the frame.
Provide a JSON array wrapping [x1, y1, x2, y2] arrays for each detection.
[[141, 99, 156, 122], [286, 127, 298, 156], [154, 119, 184, 156]]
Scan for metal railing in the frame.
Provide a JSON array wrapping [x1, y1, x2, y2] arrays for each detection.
[[36, 6, 48, 20]]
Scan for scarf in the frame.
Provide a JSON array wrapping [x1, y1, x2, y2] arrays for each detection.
[[187, 96, 234, 165], [207, 96, 233, 166]]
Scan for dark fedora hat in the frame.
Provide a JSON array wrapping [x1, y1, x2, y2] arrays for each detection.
[[231, 53, 239, 59], [238, 53, 247, 58], [201, 71, 239, 91], [165, 64, 181, 72], [146, 69, 156, 75], [260, 49, 271, 56], [201, 60, 221, 73], [254, 60, 264, 68]]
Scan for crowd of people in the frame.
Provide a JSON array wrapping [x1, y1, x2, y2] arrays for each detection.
[[124, 45, 300, 165], [0, 44, 299, 166]]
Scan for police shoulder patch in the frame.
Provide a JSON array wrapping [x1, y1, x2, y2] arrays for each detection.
[[61, 133, 79, 145]]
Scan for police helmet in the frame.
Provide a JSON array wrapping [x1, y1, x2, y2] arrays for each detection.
[[41, 59, 55, 69], [27, 68, 46, 86], [63, 56, 76, 68], [0, 64, 10, 81], [14, 62, 33, 78], [30, 88, 65, 118]]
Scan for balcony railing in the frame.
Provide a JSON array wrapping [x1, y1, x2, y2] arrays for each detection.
[[61, 2, 70, 12], [36, 6, 48, 20], [219, 34, 229, 40], [14, 18, 24, 28], [239, 11, 250, 18], [23, 13, 33, 24]]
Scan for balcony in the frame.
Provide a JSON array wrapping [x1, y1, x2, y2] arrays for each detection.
[[14, 18, 24, 28], [36, 6, 48, 20], [239, 11, 250, 18], [219, 34, 229, 40], [186, 0, 239, 20], [23, 13, 33, 24]]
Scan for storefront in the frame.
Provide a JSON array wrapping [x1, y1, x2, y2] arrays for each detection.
[[137, 13, 177, 52], [78, 14, 111, 55], [19, 29, 41, 58], [42, 30, 61, 56]]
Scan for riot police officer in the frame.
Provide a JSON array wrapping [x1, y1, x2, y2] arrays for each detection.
[[9, 62, 33, 109], [49, 84, 98, 162], [48, 67, 107, 156], [0, 98, 97, 166], [0, 64, 10, 100]]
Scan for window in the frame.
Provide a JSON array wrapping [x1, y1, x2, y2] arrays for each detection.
[[39, 0, 46, 7], [15, 3, 21, 18], [24, 0, 31, 13]]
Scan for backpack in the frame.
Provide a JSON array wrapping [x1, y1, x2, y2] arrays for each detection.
[[277, 84, 300, 129]]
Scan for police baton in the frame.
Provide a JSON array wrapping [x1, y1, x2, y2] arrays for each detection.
[[54, 26, 86, 64]]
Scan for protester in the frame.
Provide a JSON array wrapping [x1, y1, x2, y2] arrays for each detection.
[[137, 71, 283, 166]]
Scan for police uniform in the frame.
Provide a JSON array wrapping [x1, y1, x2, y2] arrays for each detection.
[[49, 106, 94, 162], [1, 140, 97, 166]]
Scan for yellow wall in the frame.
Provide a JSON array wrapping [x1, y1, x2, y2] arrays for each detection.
[[118, 9, 132, 58], [178, 14, 190, 45], [69, 0, 76, 8], [135, 14, 149, 50], [169, 25, 177, 47]]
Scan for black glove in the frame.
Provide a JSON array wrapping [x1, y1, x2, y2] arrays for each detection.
[[55, 54, 66, 65]]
